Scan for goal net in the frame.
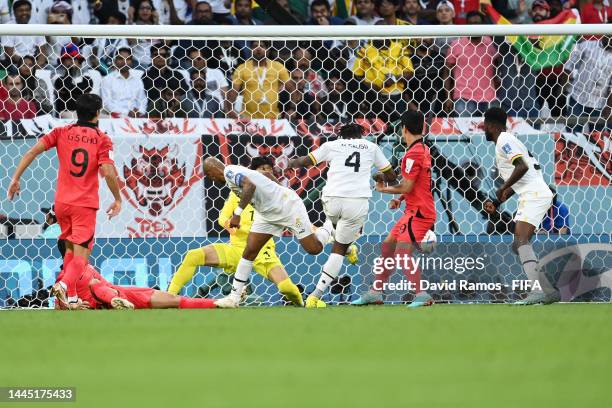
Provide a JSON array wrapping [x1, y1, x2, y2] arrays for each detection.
[[0, 23, 611, 308]]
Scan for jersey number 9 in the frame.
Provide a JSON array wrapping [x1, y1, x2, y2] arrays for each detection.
[[70, 148, 89, 177]]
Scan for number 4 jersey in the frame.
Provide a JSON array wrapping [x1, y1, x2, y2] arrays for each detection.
[[41, 122, 114, 209], [309, 138, 392, 198], [495, 132, 550, 196]]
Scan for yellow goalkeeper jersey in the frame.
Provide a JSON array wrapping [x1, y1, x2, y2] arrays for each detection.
[[218, 192, 276, 250]]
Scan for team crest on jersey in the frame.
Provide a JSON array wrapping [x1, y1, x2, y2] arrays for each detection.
[[502, 143, 513, 154]]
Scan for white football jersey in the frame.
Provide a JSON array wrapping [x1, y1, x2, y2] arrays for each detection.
[[224, 165, 291, 215], [495, 132, 551, 196], [310, 138, 392, 198]]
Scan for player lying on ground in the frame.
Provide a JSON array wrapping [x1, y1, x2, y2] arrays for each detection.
[[53, 242, 216, 310], [203, 156, 335, 308], [168, 156, 303, 306], [482, 107, 559, 305], [288, 123, 396, 308], [352, 111, 437, 308], [7, 93, 122, 310]]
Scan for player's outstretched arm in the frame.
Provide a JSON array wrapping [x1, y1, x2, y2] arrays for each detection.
[[101, 163, 122, 219], [376, 178, 416, 195], [288, 155, 316, 169], [229, 176, 256, 229], [495, 157, 527, 203], [7, 141, 46, 200]]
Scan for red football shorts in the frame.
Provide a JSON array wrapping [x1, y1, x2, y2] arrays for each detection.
[[390, 210, 435, 244], [55, 202, 97, 250], [114, 287, 155, 309]]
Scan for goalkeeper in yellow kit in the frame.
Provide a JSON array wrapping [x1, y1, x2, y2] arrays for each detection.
[[167, 156, 303, 306]]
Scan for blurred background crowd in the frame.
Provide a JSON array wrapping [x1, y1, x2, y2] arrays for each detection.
[[0, 0, 609, 124]]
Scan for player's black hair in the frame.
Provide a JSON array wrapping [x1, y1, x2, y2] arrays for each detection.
[[75, 93, 103, 122], [484, 107, 508, 127], [401, 110, 424, 135], [466, 10, 484, 22], [339, 123, 364, 139], [250, 156, 274, 170], [311, 0, 332, 11]]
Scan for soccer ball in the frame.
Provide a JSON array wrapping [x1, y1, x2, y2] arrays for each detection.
[[419, 230, 437, 254]]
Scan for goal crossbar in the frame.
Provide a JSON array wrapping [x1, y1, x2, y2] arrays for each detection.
[[0, 23, 610, 40]]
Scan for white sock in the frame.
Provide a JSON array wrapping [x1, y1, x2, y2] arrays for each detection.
[[312, 253, 344, 298], [315, 219, 334, 246], [231, 258, 253, 299], [517, 244, 541, 292]]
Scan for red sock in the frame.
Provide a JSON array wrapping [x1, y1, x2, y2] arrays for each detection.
[[372, 242, 396, 292], [397, 246, 422, 293], [61, 255, 86, 299], [56, 252, 75, 283], [179, 297, 216, 309], [90, 281, 118, 304]]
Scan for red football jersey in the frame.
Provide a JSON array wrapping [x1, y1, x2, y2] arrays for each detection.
[[41, 122, 114, 209], [400, 141, 436, 220]]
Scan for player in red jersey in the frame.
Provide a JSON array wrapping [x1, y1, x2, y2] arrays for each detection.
[[53, 242, 216, 310], [7, 93, 122, 310], [352, 110, 437, 308]]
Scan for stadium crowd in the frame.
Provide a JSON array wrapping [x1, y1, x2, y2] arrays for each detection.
[[0, 0, 609, 123]]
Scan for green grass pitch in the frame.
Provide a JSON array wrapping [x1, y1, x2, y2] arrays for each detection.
[[1, 304, 611, 408]]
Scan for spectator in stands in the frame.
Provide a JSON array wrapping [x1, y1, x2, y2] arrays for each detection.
[[149, 78, 190, 118], [445, 11, 499, 116], [486, 0, 529, 21], [1, 0, 46, 67], [353, 35, 413, 122], [231, 0, 262, 25], [187, 49, 229, 110], [93, 11, 129, 73], [308, 0, 344, 24], [23, 0, 54, 24], [448, 0, 480, 24], [564, 35, 612, 132], [101, 47, 147, 117], [319, 70, 357, 123], [128, 0, 189, 25], [183, 69, 222, 118], [540, 185, 570, 234], [54, 43, 94, 118], [142, 43, 189, 108], [128, 0, 159, 68], [376, 0, 410, 24], [434, 1, 456, 57], [351, 0, 382, 25], [17, 55, 53, 114], [294, 47, 327, 100], [226, 40, 290, 119], [190, 0, 216, 24], [530, 0, 568, 118], [408, 38, 445, 115], [401, 0, 429, 24], [264, 0, 304, 24], [0, 74, 37, 120], [279, 68, 319, 122], [184, 47, 207, 71], [580, 0, 611, 24]]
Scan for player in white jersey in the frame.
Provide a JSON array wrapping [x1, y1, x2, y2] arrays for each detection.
[[482, 107, 559, 305], [203, 157, 334, 308], [288, 123, 396, 308]]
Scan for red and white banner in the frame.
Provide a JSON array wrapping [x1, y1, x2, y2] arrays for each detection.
[[96, 119, 205, 238], [429, 117, 542, 136]]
